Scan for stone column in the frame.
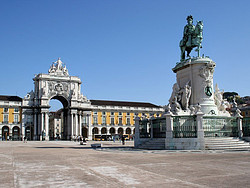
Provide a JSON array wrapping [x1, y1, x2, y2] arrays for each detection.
[[33, 112, 37, 140], [165, 112, 175, 150], [237, 117, 243, 138], [87, 114, 92, 140], [67, 110, 71, 140], [9, 126, 13, 139], [196, 111, 204, 139], [150, 117, 154, 139], [115, 127, 118, 135], [79, 113, 82, 136], [134, 116, 140, 148], [165, 113, 173, 139], [40, 113, 44, 141], [71, 113, 74, 139], [61, 111, 64, 139], [196, 110, 205, 150], [37, 111, 41, 140], [233, 109, 243, 138], [75, 112, 78, 136], [22, 113, 25, 140], [45, 112, 49, 141]]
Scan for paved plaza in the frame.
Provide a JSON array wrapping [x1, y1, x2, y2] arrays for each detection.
[[0, 141, 249, 187]]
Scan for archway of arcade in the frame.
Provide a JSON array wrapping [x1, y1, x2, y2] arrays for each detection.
[[12, 126, 20, 140], [48, 96, 66, 140], [2, 126, 9, 140]]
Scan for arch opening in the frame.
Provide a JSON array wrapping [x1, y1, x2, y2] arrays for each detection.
[[126, 128, 131, 134], [12, 126, 20, 141], [2, 126, 9, 141], [118, 127, 124, 135], [101, 127, 107, 134], [82, 127, 88, 138], [109, 127, 115, 135], [48, 96, 69, 140], [51, 95, 69, 108]]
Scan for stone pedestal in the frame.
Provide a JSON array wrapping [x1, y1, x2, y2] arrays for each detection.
[[172, 57, 218, 115]]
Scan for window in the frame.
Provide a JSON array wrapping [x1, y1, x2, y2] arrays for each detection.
[[111, 112, 114, 116], [127, 112, 130, 116], [93, 117, 98, 125], [102, 111, 106, 115], [119, 112, 122, 116], [102, 116, 106, 125], [3, 115, 8, 123], [110, 117, 114, 125], [93, 111, 98, 115], [127, 118, 130, 125], [119, 117, 122, 125], [14, 115, 19, 123], [14, 108, 19, 112], [27, 115, 32, 123], [4, 108, 8, 113], [83, 117, 87, 124]]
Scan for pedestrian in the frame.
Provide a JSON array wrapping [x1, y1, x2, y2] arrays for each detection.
[[121, 135, 125, 145], [23, 136, 27, 143], [113, 136, 115, 143]]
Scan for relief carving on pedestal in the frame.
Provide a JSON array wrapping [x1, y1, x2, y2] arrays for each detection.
[[199, 62, 215, 83], [199, 62, 215, 97]]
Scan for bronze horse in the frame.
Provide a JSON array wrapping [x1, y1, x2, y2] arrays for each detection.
[[180, 21, 203, 61]]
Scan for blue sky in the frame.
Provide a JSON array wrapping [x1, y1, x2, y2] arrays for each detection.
[[0, 0, 249, 111]]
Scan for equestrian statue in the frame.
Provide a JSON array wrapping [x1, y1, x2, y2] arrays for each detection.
[[180, 15, 203, 61]]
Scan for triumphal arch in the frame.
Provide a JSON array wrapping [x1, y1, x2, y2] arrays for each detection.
[[22, 58, 92, 140]]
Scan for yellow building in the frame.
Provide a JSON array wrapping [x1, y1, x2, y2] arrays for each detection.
[[0, 95, 22, 140], [44, 99, 164, 141], [89, 100, 164, 140]]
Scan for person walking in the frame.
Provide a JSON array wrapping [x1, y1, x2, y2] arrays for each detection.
[[121, 135, 125, 145], [23, 136, 27, 143]]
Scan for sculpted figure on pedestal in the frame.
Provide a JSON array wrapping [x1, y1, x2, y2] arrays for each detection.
[[172, 96, 181, 113], [214, 84, 230, 112], [169, 82, 192, 112], [180, 84, 191, 110], [169, 83, 180, 104]]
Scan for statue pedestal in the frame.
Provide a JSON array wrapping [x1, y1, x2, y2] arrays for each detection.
[[172, 57, 218, 115]]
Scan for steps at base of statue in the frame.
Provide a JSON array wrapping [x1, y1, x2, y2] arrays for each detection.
[[205, 137, 250, 151], [138, 138, 165, 150]]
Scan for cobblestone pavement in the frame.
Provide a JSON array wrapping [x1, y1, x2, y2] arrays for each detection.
[[0, 141, 249, 188]]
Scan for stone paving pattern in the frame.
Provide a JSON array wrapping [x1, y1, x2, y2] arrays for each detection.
[[0, 141, 249, 187]]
